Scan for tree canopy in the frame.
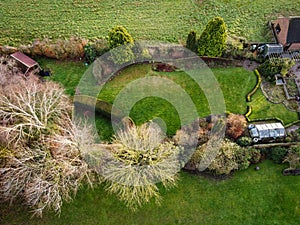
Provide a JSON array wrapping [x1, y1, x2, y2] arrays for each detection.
[[198, 17, 227, 57]]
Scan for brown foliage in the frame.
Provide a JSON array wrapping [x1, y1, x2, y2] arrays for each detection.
[[226, 113, 247, 139]]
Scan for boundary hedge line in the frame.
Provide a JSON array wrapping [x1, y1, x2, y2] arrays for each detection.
[[246, 69, 262, 102], [73, 95, 123, 120]]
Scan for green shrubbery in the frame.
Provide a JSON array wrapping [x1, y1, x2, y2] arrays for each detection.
[[185, 17, 227, 57], [108, 26, 134, 49], [283, 146, 300, 169], [197, 17, 227, 57], [258, 58, 295, 82], [190, 139, 252, 175], [237, 136, 253, 146], [84, 38, 109, 63], [270, 147, 288, 164]]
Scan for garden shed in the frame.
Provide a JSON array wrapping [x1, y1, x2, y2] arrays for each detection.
[[248, 123, 285, 142], [10, 51, 40, 75]]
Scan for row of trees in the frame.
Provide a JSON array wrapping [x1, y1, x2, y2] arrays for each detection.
[[84, 17, 227, 63]]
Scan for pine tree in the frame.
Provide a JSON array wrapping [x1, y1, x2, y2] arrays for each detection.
[[186, 30, 198, 53]]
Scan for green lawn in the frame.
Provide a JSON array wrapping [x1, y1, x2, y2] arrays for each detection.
[[249, 89, 299, 125], [35, 57, 87, 96], [37, 59, 298, 137], [1, 0, 300, 46], [98, 64, 257, 135], [1, 160, 300, 225]]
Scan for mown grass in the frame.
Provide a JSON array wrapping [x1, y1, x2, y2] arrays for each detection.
[[248, 89, 299, 125], [37, 59, 298, 136], [1, 160, 300, 225], [1, 0, 300, 46], [98, 64, 257, 135]]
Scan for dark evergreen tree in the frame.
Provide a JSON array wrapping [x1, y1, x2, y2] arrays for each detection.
[[186, 30, 198, 53]]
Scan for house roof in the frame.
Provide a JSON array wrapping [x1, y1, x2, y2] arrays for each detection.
[[287, 17, 300, 43], [11, 51, 38, 68], [271, 16, 300, 51]]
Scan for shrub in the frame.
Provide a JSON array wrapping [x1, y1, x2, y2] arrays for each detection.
[[226, 113, 247, 140], [248, 148, 261, 164], [223, 35, 248, 60], [270, 147, 288, 164], [235, 147, 252, 170], [102, 121, 181, 210], [197, 17, 227, 57], [30, 37, 87, 59], [186, 30, 198, 53], [283, 148, 300, 169], [84, 38, 109, 63], [109, 44, 135, 65], [237, 136, 253, 146], [108, 26, 134, 49], [191, 139, 250, 175], [258, 58, 295, 82]]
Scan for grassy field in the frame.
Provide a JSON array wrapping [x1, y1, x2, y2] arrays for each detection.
[[1, 160, 300, 225], [1, 0, 300, 46]]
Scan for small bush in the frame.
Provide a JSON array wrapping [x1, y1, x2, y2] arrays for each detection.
[[84, 39, 109, 63], [226, 113, 247, 140], [235, 147, 251, 170], [283, 148, 300, 169], [248, 148, 261, 164], [190, 139, 251, 175], [270, 147, 288, 164], [108, 26, 134, 49], [237, 136, 252, 146]]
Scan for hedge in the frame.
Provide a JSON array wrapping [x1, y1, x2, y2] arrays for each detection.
[[73, 95, 124, 120], [246, 116, 285, 125], [245, 106, 252, 121], [246, 69, 262, 102]]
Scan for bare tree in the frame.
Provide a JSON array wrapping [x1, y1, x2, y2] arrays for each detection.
[[0, 66, 95, 217]]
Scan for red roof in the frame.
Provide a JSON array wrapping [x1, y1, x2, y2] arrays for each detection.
[[11, 51, 38, 68], [271, 17, 300, 51]]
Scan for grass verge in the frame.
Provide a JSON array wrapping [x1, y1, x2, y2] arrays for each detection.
[[1, 160, 300, 225]]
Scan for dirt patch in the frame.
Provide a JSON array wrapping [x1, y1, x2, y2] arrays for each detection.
[[243, 59, 259, 71]]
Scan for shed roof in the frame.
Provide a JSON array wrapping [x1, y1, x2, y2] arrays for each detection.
[[11, 51, 38, 68], [255, 123, 284, 131]]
